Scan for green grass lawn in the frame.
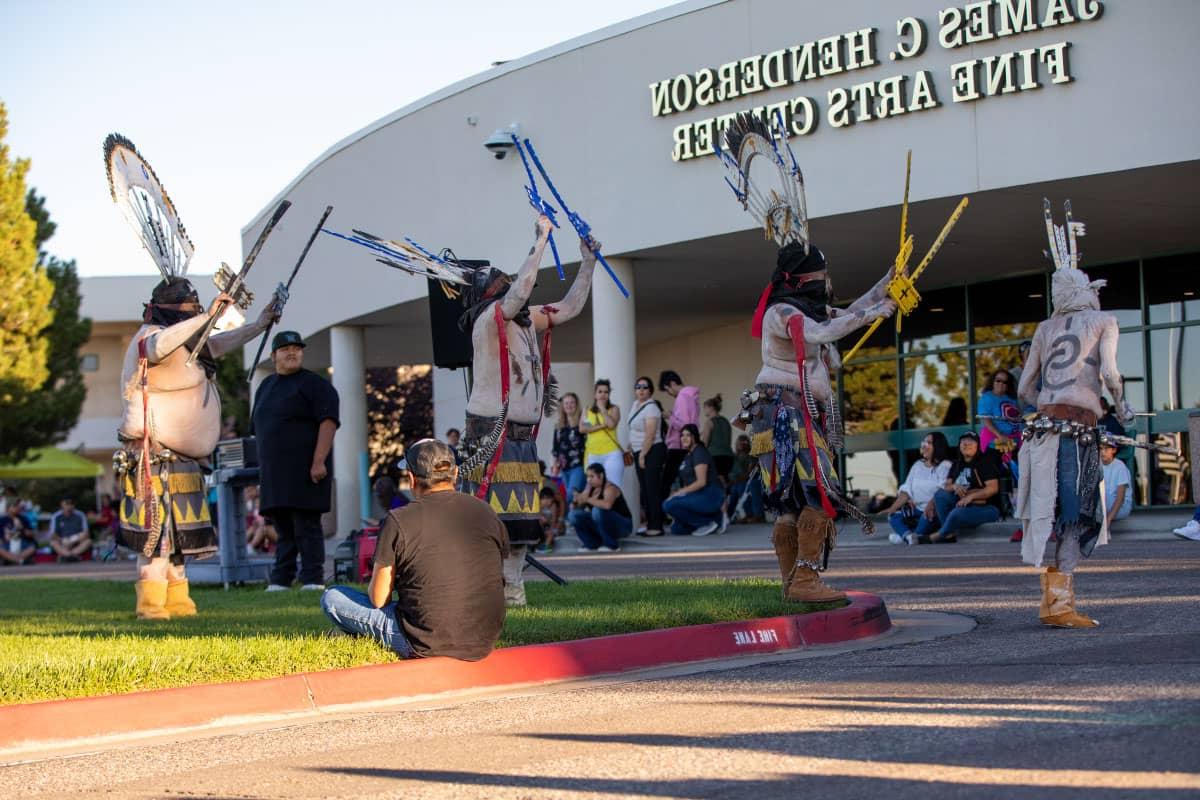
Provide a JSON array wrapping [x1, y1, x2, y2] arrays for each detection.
[[0, 578, 834, 706]]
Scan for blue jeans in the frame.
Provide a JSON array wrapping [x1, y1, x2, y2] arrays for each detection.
[[728, 478, 763, 519], [569, 507, 632, 549], [663, 484, 724, 535], [888, 509, 942, 538], [933, 488, 1000, 536], [320, 585, 414, 657], [562, 466, 586, 502], [1193, 505, 1200, 523]]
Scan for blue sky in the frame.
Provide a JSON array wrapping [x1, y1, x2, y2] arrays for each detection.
[[1, 0, 674, 277]]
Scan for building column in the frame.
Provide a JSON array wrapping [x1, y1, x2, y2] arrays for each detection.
[[591, 258, 639, 507], [330, 326, 367, 537]]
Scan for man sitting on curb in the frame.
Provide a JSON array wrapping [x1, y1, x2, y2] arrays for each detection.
[[321, 438, 509, 661]]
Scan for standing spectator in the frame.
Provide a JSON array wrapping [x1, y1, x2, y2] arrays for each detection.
[[0, 508, 36, 566], [569, 463, 633, 551], [580, 379, 624, 487], [927, 432, 1002, 543], [941, 397, 968, 427], [537, 486, 564, 553], [727, 434, 764, 523], [659, 370, 700, 495], [49, 498, 92, 561], [663, 424, 726, 537], [321, 438, 508, 660], [444, 428, 463, 465], [1173, 506, 1200, 541], [978, 368, 1024, 482], [700, 395, 734, 486], [882, 432, 953, 545], [628, 376, 666, 536], [1009, 340, 1033, 388], [1100, 440, 1133, 526], [252, 331, 340, 591], [552, 392, 586, 502]]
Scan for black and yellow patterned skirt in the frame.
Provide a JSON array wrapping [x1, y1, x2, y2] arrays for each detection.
[[118, 451, 217, 560], [461, 414, 543, 544]]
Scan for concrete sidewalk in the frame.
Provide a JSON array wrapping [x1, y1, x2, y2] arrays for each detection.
[[549, 506, 1198, 555]]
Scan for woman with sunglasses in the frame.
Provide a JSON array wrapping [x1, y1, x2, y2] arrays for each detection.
[[979, 367, 1024, 481], [629, 376, 666, 536]]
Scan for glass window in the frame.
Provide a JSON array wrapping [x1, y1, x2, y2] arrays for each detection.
[[905, 352, 969, 429], [842, 449, 898, 503], [901, 286, 967, 353], [841, 358, 898, 435], [1149, 326, 1200, 411], [1088, 260, 1141, 328], [80, 354, 99, 372], [1145, 254, 1200, 325], [969, 273, 1047, 344], [1147, 431, 1192, 506], [1114, 331, 1147, 413]]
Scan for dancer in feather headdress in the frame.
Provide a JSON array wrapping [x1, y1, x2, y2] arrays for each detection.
[[718, 113, 895, 603], [105, 134, 287, 620], [1014, 200, 1134, 628], [458, 215, 598, 607]]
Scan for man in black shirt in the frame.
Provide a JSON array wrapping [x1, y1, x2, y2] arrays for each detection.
[[321, 438, 509, 660], [253, 331, 340, 590], [926, 431, 1001, 543]]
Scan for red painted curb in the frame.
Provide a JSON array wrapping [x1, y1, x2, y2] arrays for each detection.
[[0, 592, 889, 751]]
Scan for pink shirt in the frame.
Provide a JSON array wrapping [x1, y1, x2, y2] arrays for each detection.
[[666, 385, 700, 449]]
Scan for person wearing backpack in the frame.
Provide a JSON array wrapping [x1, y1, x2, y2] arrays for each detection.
[[629, 376, 667, 536]]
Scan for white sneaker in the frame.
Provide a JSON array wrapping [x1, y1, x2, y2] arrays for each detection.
[[888, 532, 903, 545], [692, 521, 719, 537], [265, 584, 290, 592], [1173, 520, 1200, 540], [903, 533, 916, 546], [718, 511, 730, 534], [300, 583, 326, 591], [596, 546, 617, 553], [636, 525, 648, 535]]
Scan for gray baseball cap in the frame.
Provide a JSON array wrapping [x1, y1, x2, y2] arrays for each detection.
[[405, 439, 457, 481]]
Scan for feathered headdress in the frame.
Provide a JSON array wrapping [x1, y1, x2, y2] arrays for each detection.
[[1043, 198, 1105, 315], [716, 112, 810, 252], [321, 228, 471, 289], [1043, 197, 1087, 272], [103, 134, 194, 278]]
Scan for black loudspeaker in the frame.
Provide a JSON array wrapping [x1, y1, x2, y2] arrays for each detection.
[[426, 260, 487, 370]]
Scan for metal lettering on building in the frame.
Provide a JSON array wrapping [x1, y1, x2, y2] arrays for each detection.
[[648, 0, 1104, 161]]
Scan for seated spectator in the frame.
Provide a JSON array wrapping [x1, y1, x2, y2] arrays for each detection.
[[0, 508, 36, 565], [568, 463, 633, 552], [700, 395, 734, 486], [321, 438, 509, 660], [727, 434, 764, 523], [245, 485, 277, 555], [926, 432, 1002, 543], [883, 432, 953, 545], [537, 486, 564, 553], [663, 424, 726, 537], [49, 497, 92, 561], [1100, 440, 1133, 526], [1173, 505, 1200, 541], [372, 476, 408, 521], [978, 368, 1024, 481]]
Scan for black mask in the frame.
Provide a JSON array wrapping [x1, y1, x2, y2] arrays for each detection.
[[766, 243, 830, 322], [144, 278, 218, 377]]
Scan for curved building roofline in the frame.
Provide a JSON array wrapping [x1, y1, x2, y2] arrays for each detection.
[[241, 0, 724, 235]]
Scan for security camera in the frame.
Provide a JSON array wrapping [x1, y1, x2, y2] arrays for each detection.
[[484, 125, 519, 159]]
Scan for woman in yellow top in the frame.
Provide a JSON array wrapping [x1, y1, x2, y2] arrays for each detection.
[[580, 378, 624, 487]]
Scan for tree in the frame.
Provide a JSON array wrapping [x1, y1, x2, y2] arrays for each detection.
[[215, 346, 252, 436], [0, 184, 92, 462], [0, 102, 54, 413], [366, 365, 434, 479]]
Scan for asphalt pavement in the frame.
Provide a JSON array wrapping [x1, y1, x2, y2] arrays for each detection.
[[3, 537, 1199, 799]]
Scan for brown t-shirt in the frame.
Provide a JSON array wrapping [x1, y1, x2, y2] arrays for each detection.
[[374, 490, 510, 661]]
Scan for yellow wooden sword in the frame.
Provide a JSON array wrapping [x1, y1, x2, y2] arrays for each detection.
[[842, 151, 968, 364]]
